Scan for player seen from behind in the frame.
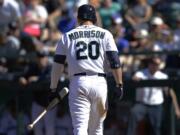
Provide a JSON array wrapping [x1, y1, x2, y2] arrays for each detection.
[[49, 4, 123, 135]]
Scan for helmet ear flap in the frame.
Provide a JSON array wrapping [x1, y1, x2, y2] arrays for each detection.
[[77, 4, 97, 24]]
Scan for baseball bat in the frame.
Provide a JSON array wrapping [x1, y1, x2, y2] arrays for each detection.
[[27, 87, 69, 130]]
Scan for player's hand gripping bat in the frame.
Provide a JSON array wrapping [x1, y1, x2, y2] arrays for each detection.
[[27, 87, 69, 130]]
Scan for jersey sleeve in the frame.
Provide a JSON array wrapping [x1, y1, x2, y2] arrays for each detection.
[[55, 34, 68, 56], [104, 31, 118, 52]]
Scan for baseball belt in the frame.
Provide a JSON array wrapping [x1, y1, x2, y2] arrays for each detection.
[[74, 72, 106, 77]]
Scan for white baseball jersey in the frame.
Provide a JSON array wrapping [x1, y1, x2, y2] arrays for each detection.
[[55, 24, 118, 77]]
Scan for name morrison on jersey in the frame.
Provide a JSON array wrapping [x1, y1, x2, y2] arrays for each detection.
[[69, 30, 105, 41]]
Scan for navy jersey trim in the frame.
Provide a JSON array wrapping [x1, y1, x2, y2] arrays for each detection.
[[106, 51, 121, 69], [54, 54, 66, 64]]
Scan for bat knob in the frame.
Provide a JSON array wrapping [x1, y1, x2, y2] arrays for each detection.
[[27, 124, 33, 130]]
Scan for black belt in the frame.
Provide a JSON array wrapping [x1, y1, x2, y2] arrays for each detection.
[[74, 72, 106, 77]]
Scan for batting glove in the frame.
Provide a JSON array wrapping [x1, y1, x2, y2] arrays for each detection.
[[114, 84, 123, 101], [48, 88, 60, 103]]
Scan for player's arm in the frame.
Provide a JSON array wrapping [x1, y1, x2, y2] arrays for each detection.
[[48, 54, 66, 102], [106, 51, 123, 85], [111, 68, 123, 86], [50, 54, 66, 90], [106, 51, 123, 100], [50, 34, 67, 90]]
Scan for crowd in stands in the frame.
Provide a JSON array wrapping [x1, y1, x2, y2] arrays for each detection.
[[0, 0, 180, 135], [0, 0, 179, 79]]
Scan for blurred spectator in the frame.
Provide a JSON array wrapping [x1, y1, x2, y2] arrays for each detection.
[[122, 28, 153, 77], [132, 28, 151, 51], [0, 57, 8, 75], [153, 29, 177, 51], [47, 0, 66, 30], [7, 21, 21, 51], [150, 16, 169, 50], [19, 51, 56, 135], [22, 0, 48, 38], [162, 29, 180, 69], [57, 8, 76, 33], [0, 0, 22, 29], [174, 16, 180, 49], [153, 0, 180, 25], [43, 28, 61, 53], [133, 29, 152, 68], [0, 26, 20, 58], [163, 17, 180, 70], [99, 0, 122, 29], [125, 0, 152, 30], [44, 0, 60, 14], [20, 34, 45, 54], [47, 0, 76, 34], [126, 57, 180, 135], [111, 14, 129, 53], [149, 16, 180, 69], [151, 0, 169, 12], [150, 16, 163, 33], [89, 0, 102, 27]]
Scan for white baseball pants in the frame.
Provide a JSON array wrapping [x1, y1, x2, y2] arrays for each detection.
[[69, 75, 108, 135]]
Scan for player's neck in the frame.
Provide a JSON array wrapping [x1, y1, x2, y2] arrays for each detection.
[[79, 21, 93, 26]]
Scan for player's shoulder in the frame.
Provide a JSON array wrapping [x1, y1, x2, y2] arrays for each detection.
[[95, 26, 112, 35], [65, 27, 77, 35], [92, 26, 114, 40]]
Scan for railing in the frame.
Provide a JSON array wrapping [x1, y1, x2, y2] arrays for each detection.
[[119, 50, 180, 56]]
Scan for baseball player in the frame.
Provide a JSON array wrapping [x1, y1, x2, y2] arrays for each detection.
[[49, 4, 123, 135]]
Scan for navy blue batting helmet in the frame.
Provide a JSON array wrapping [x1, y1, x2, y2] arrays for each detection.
[[77, 4, 97, 24]]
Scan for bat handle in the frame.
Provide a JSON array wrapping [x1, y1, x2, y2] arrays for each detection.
[[47, 98, 59, 110]]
